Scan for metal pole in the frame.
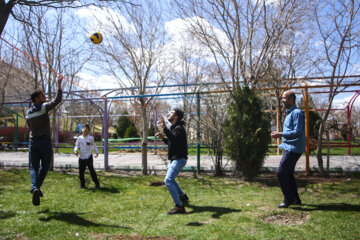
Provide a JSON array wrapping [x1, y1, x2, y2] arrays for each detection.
[[196, 91, 200, 174], [347, 105, 351, 155], [304, 86, 310, 175], [154, 109, 158, 155], [103, 99, 109, 170], [55, 112, 59, 153], [276, 103, 280, 155], [15, 114, 18, 151]]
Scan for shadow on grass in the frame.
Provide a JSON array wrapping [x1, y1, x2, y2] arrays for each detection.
[[186, 204, 241, 218], [291, 203, 360, 212], [0, 210, 16, 220], [38, 209, 131, 229], [186, 222, 204, 227], [84, 186, 120, 194]]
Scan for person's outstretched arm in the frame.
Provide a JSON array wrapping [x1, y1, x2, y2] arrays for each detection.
[[45, 75, 63, 112]]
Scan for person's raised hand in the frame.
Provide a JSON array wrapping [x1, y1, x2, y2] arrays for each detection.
[[57, 75, 64, 90], [159, 117, 166, 129]]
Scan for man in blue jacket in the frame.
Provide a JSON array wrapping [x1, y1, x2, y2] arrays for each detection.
[[156, 108, 189, 214], [271, 90, 305, 208]]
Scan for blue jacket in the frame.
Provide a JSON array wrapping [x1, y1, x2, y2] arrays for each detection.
[[279, 105, 305, 154]]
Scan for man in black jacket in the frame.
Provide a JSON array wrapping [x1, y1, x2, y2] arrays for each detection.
[[156, 108, 189, 214]]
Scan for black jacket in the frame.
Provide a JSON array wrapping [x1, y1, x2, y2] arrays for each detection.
[[163, 121, 188, 160]]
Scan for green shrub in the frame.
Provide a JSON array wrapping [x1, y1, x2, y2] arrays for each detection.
[[124, 124, 139, 138], [116, 111, 132, 138], [223, 87, 271, 181]]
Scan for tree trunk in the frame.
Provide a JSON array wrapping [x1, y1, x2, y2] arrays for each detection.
[[141, 102, 148, 175], [50, 109, 56, 171], [316, 122, 326, 176], [53, 109, 58, 154], [0, 1, 14, 36], [326, 130, 330, 173], [215, 148, 223, 176]]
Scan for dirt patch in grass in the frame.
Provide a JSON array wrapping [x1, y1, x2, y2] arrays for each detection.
[[261, 212, 310, 225], [91, 233, 176, 240]]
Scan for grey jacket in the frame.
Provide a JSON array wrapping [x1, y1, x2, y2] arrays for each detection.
[[26, 90, 62, 138]]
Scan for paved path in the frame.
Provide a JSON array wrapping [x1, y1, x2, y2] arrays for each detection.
[[0, 151, 359, 172]]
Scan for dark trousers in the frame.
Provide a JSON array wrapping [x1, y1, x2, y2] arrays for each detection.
[[29, 137, 52, 190], [277, 150, 302, 202], [79, 155, 99, 187]]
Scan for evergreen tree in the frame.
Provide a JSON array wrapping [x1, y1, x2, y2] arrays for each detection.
[[223, 87, 271, 181], [148, 122, 155, 136], [116, 111, 132, 138], [124, 124, 139, 138]]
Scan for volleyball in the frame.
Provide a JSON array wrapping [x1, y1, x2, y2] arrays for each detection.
[[90, 32, 103, 44]]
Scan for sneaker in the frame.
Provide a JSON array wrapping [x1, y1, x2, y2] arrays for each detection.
[[78, 185, 86, 189], [278, 201, 290, 208], [30, 188, 44, 197], [278, 198, 302, 208], [180, 194, 189, 203], [167, 205, 186, 215], [32, 189, 40, 206], [293, 198, 302, 205]]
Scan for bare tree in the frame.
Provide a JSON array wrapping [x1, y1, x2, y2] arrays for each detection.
[[312, 0, 360, 176], [98, 1, 167, 175], [172, 0, 310, 91], [0, 53, 34, 125], [0, 47, 32, 106], [166, 33, 207, 136], [17, 6, 91, 169], [0, 0, 133, 36], [201, 86, 228, 176]]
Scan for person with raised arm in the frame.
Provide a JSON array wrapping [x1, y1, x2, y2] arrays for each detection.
[[26, 76, 63, 206]]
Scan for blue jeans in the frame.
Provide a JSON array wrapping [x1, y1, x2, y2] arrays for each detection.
[[277, 150, 302, 202], [165, 158, 187, 206], [29, 137, 53, 190]]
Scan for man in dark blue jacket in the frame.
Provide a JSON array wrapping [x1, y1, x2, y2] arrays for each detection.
[[271, 90, 305, 208], [156, 108, 188, 214]]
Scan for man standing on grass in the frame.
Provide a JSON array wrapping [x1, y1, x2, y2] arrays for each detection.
[[156, 108, 189, 214], [26, 76, 63, 206], [271, 90, 305, 208]]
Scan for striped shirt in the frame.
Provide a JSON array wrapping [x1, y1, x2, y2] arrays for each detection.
[[26, 90, 62, 138]]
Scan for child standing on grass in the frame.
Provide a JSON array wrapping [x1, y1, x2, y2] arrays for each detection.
[[74, 124, 100, 189]]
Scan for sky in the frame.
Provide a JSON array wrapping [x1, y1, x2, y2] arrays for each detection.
[[74, 3, 360, 110], [1, 1, 359, 110]]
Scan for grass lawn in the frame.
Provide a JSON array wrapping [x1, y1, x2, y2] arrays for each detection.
[[1, 170, 359, 239]]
